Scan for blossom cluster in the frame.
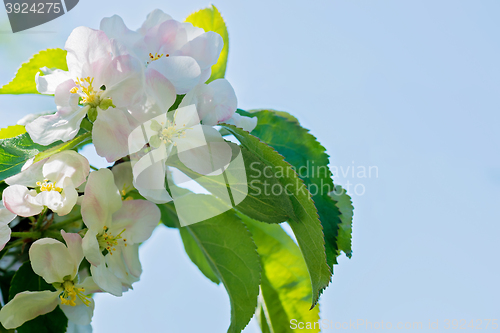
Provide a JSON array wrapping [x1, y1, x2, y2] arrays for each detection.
[[0, 9, 256, 331]]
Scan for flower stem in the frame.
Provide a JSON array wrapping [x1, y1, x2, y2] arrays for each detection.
[[90, 165, 99, 171], [36, 207, 48, 229], [10, 231, 42, 239]]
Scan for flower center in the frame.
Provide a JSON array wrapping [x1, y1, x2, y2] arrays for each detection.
[[147, 52, 169, 64], [97, 226, 128, 255], [36, 179, 62, 193], [70, 77, 101, 106], [59, 280, 91, 307]]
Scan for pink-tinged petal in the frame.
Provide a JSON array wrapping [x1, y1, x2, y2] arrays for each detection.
[[90, 263, 123, 296], [93, 108, 134, 163], [29, 238, 76, 283], [112, 162, 134, 196], [145, 68, 176, 113], [179, 31, 223, 70], [138, 9, 173, 35], [65, 27, 112, 78], [145, 19, 187, 55], [122, 243, 142, 278], [0, 224, 11, 251], [81, 169, 122, 232], [61, 231, 84, 268], [60, 297, 94, 326], [225, 113, 258, 132], [82, 230, 102, 266], [5, 158, 45, 187], [111, 200, 160, 244], [0, 201, 16, 225], [43, 150, 90, 188], [180, 79, 237, 126], [177, 125, 232, 176], [100, 55, 145, 108], [2, 185, 42, 217], [35, 70, 72, 95], [0, 291, 59, 329], [26, 104, 89, 146], [147, 55, 201, 94]]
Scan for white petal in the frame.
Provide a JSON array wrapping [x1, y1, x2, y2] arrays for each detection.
[[93, 108, 134, 163], [100, 14, 141, 49], [81, 169, 122, 232], [111, 200, 160, 244], [78, 277, 101, 294], [182, 22, 205, 41], [122, 243, 142, 278], [179, 31, 223, 71], [2, 185, 42, 217], [65, 27, 112, 78], [0, 224, 11, 251], [67, 322, 93, 333], [36, 70, 72, 95], [133, 159, 172, 204], [0, 291, 59, 329], [0, 201, 16, 225], [82, 231, 102, 267], [54, 181, 79, 216], [61, 231, 84, 268], [147, 56, 201, 94], [225, 113, 258, 132], [138, 9, 173, 35], [5, 158, 45, 187], [35, 190, 64, 213], [43, 150, 90, 188], [60, 297, 95, 326], [90, 263, 123, 296], [30, 238, 77, 283], [105, 248, 138, 287], [145, 68, 176, 113]]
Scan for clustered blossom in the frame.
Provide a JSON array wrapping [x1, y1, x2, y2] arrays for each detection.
[[0, 8, 257, 330]]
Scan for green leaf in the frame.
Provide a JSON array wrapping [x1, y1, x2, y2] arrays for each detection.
[[244, 217, 321, 333], [0, 49, 68, 95], [185, 5, 229, 83], [0, 126, 26, 140], [220, 124, 331, 307], [180, 206, 260, 333], [8, 262, 68, 333], [238, 109, 344, 266], [0, 132, 60, 182], [158, 202, 179, 229], [330, 185, 354, 258]]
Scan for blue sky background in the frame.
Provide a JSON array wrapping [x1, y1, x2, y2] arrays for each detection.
[[1, 0, 499, 332]]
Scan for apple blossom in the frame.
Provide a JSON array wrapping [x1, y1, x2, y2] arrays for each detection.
[[0, 231, 98, 329], [100, 9, 223, 94], [2, 150, 89, 217], [81, 168, 160, 296], [27, 26, 145, 162], [224, 112, 258, 132], [0, 201, 16, 251]]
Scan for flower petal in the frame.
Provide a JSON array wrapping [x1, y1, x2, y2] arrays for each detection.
[[111, 200, 160, 244], [0, 291, 59, 329], [43, 150, 90, 188], [5, 158, 45, 187], [225, 113, 258, 132], [122, 243, 142, 278], [93, 108, 134, 163], [81, 169, 122, 232], [67, 322, 93, 333], [60, 297, 95, 326], [90, 263, 123, 296], [61, 230, 84, 269], [100, 14, 142, 50], [133, 159, 172, 204], [2, 185, 42, 217], [111, 162, 134, 197], [34, 190, 63, 213], [30, 238, 77, 283], [138, 9, 173, 35], [0, 224, 11, 251], [0, 201, 16, 225], [36, 70, 72, 95], [144, 67, 176, 114], [82, 230, 102, 267], [147, 55, 201, 94], [179, 31, 223, 71], [54, 181, 79, 216]]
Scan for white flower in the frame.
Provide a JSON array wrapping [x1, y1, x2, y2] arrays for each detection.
[[0, 231, 98, 329], [179, 79, 237, 126], [81, 168, 160, 296], [128, 104, 232, 203], [0, 200, 17, 251], [224, 113, 258, 132], [28, 26, 145, 162], [100, 9, 223, 94], [2, 151, 89, 217]]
